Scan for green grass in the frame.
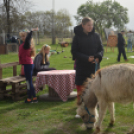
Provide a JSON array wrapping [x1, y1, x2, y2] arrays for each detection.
[[1, 44, 134, 134], [39, 38, 72, 45]]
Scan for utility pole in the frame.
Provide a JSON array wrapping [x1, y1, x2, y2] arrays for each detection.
[[52, 0, 56, 44]]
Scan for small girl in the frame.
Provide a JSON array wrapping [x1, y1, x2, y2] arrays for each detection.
[[33, 44, 56, 75], [19, 27, 39, 103]]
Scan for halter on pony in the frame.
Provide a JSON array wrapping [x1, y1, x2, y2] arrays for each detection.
[[83, 61, 98, 124]]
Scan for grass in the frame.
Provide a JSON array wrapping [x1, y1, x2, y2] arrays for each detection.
[[39, 38, 72, 45], [1, 44, 134, 134]]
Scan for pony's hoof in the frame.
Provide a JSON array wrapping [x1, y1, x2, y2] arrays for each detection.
[[94, 127, 100, 134], [109, 120, 114, 127], [109, 123, 114, 127], [93, 132, 99, 134]]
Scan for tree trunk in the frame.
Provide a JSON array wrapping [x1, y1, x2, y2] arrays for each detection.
[[7, 9, 11, 33], [4, 0, 11, 33]]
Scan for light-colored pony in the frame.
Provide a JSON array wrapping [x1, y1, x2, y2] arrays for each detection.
[[77, 63, 134, 134]]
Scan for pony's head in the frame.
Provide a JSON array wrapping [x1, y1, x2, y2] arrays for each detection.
[[77, 102, 97, 129], [76, 78, 98, 129]]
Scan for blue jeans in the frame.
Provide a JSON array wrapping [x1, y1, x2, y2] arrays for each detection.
[[24, 64, 36, 99], [127, 39, 132, 51]]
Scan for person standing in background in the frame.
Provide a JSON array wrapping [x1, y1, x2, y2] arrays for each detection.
[[126, 30, 133, 52], [71, 17, 103, 117], [117, 31, 128, 62]]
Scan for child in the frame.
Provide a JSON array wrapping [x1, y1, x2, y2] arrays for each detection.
[[71, 17, 103, 117], [33, 44, 56, 75], [19, 27, 39, 103]]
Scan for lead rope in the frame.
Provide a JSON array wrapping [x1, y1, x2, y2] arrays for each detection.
[[95, 60, 98, 73], [84, 60, 98, 123]]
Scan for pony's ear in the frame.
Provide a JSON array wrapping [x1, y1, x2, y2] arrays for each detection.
[[87, 91, 97, 108], [82, 78, 90, 89], [76, 102, 85, 115]]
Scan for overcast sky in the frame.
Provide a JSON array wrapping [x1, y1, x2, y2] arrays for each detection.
[[32, 0, 134, 30]]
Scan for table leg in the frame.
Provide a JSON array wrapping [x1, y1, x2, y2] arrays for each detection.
[[39, 86, 77, 101], [49, 87, 59, 97]]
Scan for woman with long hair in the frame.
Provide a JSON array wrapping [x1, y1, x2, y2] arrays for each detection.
[[33, 44, 56, 75], [19, 27, 39, 103]]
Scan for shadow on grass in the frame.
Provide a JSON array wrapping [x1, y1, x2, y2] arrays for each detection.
[[0, 98, 65, 115], [53, 117, 94, 134], [52, 106, 117, 134], [42, 106, 95, 134], [102, 124, 115, 134], [43, 128, 64, 134]]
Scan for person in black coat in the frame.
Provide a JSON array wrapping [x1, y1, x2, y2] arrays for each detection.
[[71, 17, 103, 106], [117, 31, 128, 62]]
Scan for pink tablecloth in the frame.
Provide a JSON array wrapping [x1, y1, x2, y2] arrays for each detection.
[[36, 70, 76, 102]]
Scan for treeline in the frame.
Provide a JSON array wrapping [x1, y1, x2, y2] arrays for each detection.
[[0, 0, 129, 41], [0, 7, 72, 38], [75, 0, 129, 39]]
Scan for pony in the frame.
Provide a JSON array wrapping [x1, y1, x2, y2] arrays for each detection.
[[77, 63, 134, 134]]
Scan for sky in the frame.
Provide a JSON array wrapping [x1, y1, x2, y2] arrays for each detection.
[[32, 0, 134, 30]]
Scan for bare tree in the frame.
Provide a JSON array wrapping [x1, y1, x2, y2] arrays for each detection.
[[56, 9, 72, 41], [0, 0, 32, 33]]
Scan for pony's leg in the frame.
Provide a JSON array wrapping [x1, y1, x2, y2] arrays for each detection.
[[107, 102, 115, 126], [127, 103, 134, 134], [94, 101, 108, 134]]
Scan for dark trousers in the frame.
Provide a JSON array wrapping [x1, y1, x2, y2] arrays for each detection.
[[24, 64, 36, 98], [117, 47, 127, 61]]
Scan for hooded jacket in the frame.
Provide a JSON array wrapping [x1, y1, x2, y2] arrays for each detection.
[[117, 33, 125, 48], [71, 25, 103, 85], [19, 31, 33, 64]]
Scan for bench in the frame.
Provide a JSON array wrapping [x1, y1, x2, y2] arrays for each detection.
[[0, 62, 36, 101]]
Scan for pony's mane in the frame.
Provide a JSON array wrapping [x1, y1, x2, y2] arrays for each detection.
[[77, 70, 101, 106], [77, 78, 94, 105], [95, 69, 101, 78]]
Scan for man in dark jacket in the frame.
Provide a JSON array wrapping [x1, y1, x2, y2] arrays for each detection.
[[71, 17, 103, 111], [117, 31, 128, 62]]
